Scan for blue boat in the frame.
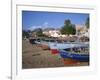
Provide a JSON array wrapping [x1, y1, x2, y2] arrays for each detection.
[[59, 50, 89, 62]]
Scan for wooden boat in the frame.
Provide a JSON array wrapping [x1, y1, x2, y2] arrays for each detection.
[[29, 39, 36, 44], [49, 42, 89, 54], [49, 42, 88, 49], [34, 39, 56, 50], [59, 49, 89, 62]]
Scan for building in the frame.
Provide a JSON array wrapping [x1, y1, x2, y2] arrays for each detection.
[[43, 29, 61, 37], [75, 24, 89, 37]]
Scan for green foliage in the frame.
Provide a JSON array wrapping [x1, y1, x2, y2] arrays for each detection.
[[36, 28, 43, 37], [60, 19, 76, 35], [34, 28, 45, 37], [22, 30, 30, 38], [85, 17, 89, 28]]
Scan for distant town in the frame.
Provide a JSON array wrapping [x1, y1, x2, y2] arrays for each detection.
[[23, 19, 89, 42]]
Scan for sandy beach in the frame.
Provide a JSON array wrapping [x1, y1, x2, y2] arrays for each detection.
[[22, 39, 89, 69]]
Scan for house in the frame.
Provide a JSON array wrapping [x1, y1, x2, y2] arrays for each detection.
[[43, 29, 61, 37]]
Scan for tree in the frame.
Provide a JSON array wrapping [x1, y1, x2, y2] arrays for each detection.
[[60, 19, 76, 35], [22, 30, 30, 38], [34, 28, 44, 37], [85, 17, 89, 28]]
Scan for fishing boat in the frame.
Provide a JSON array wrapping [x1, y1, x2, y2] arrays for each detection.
[[58, 47, 89, 62], [49, 42, 89, 54], [49, 42, 88, 49], [29, 38, 37, 44], [34, 38, 56, 50]]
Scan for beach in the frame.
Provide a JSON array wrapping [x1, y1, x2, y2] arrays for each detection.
[[22, 39, 89, 69]]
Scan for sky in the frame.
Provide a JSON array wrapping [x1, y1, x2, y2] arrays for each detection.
[[22, 11, 89, 30]]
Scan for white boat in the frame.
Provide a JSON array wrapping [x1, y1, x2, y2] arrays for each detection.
[[49, 42, 89, 50]]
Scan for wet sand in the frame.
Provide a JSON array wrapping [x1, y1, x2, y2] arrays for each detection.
[[22, 40, 89, 69]]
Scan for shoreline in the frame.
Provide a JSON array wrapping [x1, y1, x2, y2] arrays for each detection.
[[22, 40, 89, 69]]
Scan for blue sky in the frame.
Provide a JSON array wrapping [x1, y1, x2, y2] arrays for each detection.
[[22, 11, 89, 30]]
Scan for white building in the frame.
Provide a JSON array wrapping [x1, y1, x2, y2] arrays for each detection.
[[43, 30, 61, 37], [49, 30, 60, 37]]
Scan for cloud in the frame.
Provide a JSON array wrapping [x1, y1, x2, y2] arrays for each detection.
[[28, 26, 42, 31], [27, 22, 50, 31], [42, 22, 49, 29], [43, 22, 48, 26], [43, 22, 49, 27]]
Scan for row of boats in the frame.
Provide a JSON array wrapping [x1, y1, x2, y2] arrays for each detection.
[[29, 38, 89, 62]]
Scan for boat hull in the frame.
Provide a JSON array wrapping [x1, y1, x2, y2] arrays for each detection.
[[59, 50, 89, 62], [49, 42, 89, 50]]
